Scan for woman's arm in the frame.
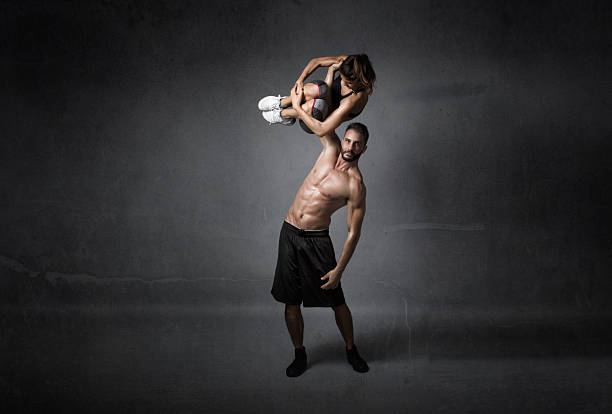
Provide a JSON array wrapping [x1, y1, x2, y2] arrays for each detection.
[[296, 55, 347, 87], [325, 61, 342, 89]]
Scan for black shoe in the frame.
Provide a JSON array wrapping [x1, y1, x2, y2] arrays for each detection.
[[346, 345, 369, 373], [286, 347, 307, 377]]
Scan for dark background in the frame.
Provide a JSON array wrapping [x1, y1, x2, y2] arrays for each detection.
[[2, 1, 612, 413]]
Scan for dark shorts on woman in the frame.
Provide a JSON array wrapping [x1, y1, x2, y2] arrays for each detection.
[[299, 79, 329, 134], [271, 221, 346, 307]]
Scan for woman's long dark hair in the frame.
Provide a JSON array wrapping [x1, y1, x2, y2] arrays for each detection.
[[339, 54, 376, 95]]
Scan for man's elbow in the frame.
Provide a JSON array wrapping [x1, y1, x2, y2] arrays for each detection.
[[299, 118, 327, 137], [348, 230, 361, 242], [315, 124, 335, 137]]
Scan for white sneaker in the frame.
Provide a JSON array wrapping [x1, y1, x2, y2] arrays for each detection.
[[258, 95, 286, 111], [262, 109, 295, 126]]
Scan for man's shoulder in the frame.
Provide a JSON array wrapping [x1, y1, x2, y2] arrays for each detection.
[[348, 169, 366, 198], [348, 165, 365, 183]]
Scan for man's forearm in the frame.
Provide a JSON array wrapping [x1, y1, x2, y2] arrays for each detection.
[[294, 105, 327, 136], [336, 232, 361, 274]]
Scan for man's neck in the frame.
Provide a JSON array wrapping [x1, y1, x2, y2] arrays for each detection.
[[334, 154, 358, 172]]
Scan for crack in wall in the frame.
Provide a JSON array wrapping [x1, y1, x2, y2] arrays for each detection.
[[383, 222, 486, 233], [375, 279, 414, 364], [0, 254, 267, 284]]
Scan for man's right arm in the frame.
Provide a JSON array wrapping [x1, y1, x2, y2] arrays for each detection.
[[319, 131, 340, 149]]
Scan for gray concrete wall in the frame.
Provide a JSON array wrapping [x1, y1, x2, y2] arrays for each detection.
[[2, 0, 612, 311], [3, 2, 612, 412]]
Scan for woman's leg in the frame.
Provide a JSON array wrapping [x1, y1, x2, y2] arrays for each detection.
[[282, 93, 329, 121], [280, 82, 325, 108], [280, 99, 314, 119]]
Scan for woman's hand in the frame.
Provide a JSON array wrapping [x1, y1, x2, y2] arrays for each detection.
[[291, 83, 304, 109], [325, 62, 341, 87], [294, 79, 304, 92]]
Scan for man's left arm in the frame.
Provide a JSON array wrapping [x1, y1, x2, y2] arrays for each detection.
[[321, 181, 366, 290]]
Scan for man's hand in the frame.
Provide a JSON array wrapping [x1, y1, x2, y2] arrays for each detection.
[[321, 268, 342, 290], [291, 83, 304, 109]]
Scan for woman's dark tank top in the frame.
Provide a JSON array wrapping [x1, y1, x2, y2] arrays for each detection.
[[331, 76, 364, 118]]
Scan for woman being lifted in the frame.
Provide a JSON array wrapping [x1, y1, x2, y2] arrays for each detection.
[[258, 54, 376, 135]]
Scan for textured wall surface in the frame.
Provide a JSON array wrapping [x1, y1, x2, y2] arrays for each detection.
[[2, 1, 612, 412], [3, 0, 611, 310]]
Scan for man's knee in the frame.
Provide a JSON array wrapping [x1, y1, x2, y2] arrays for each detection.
[[285, 304, 302, 318], [332, 303, 349, 313]]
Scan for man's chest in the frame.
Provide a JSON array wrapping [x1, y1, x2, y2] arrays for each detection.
[[308, 169, 350, 201]]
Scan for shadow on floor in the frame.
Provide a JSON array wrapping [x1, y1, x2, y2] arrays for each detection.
[[303, 313, 612, 364]]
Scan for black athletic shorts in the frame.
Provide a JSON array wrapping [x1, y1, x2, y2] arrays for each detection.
[[271, 221, 346, 307]]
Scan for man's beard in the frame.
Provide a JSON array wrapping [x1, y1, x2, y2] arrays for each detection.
[[342, 150, 361, 162]]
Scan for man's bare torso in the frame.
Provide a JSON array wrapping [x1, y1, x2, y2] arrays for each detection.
[[286, 142, 363, 230]]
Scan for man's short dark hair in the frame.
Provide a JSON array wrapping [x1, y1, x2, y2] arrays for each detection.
[[345, 122, 369, 143]]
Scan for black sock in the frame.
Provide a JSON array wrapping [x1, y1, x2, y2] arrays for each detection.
[[286, 346, 307, 377], [346, 344, 369, 373]]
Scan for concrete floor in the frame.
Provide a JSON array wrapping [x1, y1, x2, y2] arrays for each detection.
[[3, 301, 611, 414]]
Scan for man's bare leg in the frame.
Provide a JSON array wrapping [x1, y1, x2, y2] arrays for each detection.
[[333, 303, 369, 372], [284, 304, 307, 377], [284, 304, 304, 349], [332, 303, 354, 349]]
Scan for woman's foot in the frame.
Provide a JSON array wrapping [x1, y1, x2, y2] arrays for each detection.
[[258, 95, 287, 111], [262, 109, 295, 126]]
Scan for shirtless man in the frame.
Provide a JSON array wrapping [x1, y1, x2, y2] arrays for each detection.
[[271, 85, 369, 377]]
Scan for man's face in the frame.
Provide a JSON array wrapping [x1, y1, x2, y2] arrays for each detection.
[[341, 129, 367, 162]]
